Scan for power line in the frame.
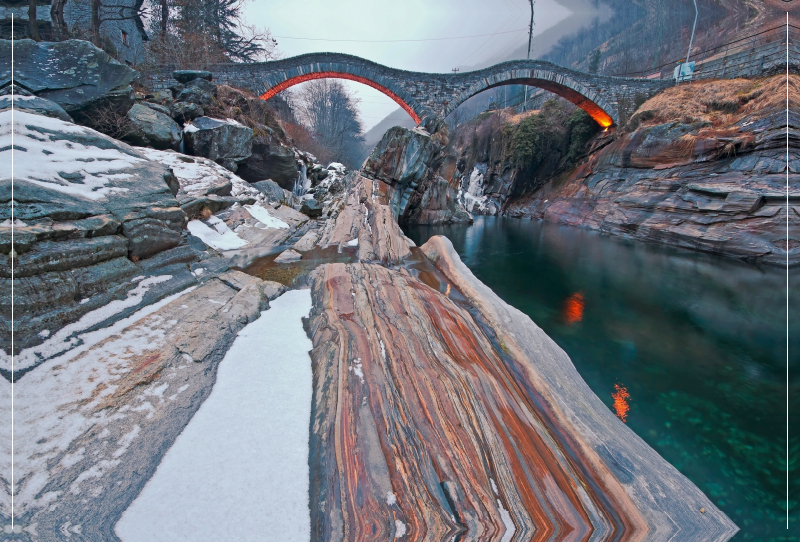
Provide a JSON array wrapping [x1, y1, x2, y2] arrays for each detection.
[[272, 28, 528, 43]]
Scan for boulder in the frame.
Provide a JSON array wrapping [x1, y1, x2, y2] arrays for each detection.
[[147, 89, 174, 106], [124, 103, 182, 150], [185, 78, 217, 97], [251, 179, 286, 202], [171, 102, 204, 123], [274, 248, 302, 263], [173, 70, 213, 84], [176, 86, 214, 108], [142, 101, 171, 116], [1, 39, 138, 118], [236, 138, 298, 188], [183, 116, 253, 172], [300, 199, 323, 218], [292, 230, 319, 252], [0, 94, 73, 122]]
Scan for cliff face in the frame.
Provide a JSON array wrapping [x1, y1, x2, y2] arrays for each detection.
[[436, 75, 798, 266]]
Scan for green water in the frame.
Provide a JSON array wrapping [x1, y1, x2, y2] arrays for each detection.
[[406, 216, 799, 541]]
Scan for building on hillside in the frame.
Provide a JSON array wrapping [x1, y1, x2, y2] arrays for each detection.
[[0, 0, 148, 65]]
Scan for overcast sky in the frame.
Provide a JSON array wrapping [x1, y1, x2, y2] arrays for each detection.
[[243, 0, 600, 130]]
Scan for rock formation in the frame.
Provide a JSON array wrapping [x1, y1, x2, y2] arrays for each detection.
[[362, 126, 472, 225], [433, 76, 798, 266], [302, 233, 738, 541]]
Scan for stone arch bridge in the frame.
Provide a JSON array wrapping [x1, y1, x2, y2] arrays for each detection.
[[210, 53, 672, 131]]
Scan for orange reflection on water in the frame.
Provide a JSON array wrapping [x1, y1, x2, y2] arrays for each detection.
[[563, 292, 585, 324], [612, 384, 630, 423]]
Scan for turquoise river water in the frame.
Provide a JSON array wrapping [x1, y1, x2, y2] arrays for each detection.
[[407, 216, 799, 542]]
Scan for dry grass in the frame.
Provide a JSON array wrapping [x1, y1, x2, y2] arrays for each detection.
[[632, 74, 799, 129]]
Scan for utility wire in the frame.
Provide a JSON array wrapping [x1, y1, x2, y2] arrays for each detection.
[[272, 28, 529, 43]]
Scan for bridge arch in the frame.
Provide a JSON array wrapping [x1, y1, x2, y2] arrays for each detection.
[[444, 69, 616, 128], [255, 57, 436, 126]]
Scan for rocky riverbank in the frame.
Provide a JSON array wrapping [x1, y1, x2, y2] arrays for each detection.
[[418, 75, 798, 266], [1, 38, 740, 541]]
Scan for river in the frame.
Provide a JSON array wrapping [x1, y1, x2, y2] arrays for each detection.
[[406, 216, 799, 541]]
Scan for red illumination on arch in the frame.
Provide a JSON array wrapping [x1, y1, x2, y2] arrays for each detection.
[[260, 71, 421, 125]]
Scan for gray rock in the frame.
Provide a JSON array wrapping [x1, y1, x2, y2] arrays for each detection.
[[142, 101, 171, 116], [124, 103, 182, 150], [171, 102, 204, 123], [121, 218, 183, 259], [300, 199, 323, 218], [173, 70, 213, 84], [183, 116, 253, 172], [0, 94, 73, 122], [363, 126, 442, 218], [148, 89, 174, 106], [251, 179, 286, 202], [237, 139, 299, 188], [1, 39, 138, 117], [176, 86, 214, 107], [206, 180, 233, 197], [292, 230, 319, 252], [274, 248, 302, 263], [179, 194, 239, 217], [186, 78, 217, 97], [5, 236, 129, 278]]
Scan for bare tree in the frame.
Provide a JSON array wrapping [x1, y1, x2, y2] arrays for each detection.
[[291, 79, 365, 168]]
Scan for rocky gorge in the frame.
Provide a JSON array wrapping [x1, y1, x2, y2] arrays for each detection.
[[0, 38, 753, 541], [411, 76, 799, 267]]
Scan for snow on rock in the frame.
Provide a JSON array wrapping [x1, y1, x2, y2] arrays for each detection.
[[187, 217, 248, 251], [244, 204, 289, 229], [458, 165, 488, 213], [0, 285, 197, 516], [140, 148, 259, 199], [2, 275, 176, 372], [115, 289, 313, 542], [0, 110, 144, 200]]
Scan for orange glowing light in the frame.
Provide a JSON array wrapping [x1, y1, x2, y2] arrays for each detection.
[[445, 284, 451, 297], [563, 292, 585, 324], [612, 384, 630, 423], [260, 71, 421, 125]]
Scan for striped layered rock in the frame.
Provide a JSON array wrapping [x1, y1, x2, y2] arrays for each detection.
[[304, 238, 738, 541], [317, 173, 411, 265]]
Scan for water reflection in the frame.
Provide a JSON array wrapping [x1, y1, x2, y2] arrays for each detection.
[[406, 216, 799, 541]]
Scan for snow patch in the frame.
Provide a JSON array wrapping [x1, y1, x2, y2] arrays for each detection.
[[497, 499, 516, 542], [244, 204, 289, 229], [346, 238, 359, 247], [395, 520, 407, 538], [115, 290, 313, 542], [187, 219, 248, 251]]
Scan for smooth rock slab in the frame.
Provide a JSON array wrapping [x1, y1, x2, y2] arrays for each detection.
[[304, 244, 738, 541], [0, 39, 138, 116]]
